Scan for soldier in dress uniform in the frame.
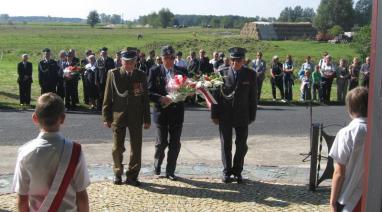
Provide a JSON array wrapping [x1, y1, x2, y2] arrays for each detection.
[[17, 54, 33, 108], [96, 47, 116, 110], [211, 47, 257, 184], [102, 49, 151, 186], [38, 48, 59, 94], [147, 45, 188, 181]]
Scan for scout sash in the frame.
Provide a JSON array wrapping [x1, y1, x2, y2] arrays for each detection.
[[39, 140, 81, 212]]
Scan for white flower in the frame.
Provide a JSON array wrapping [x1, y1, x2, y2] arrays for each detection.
[[204, 81, 212, 88]]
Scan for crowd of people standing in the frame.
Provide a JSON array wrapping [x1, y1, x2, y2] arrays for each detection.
[[17, 48, 370, 109]]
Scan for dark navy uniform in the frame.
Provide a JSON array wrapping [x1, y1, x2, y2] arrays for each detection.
[[148, 45, 188, 179], [38, 48, 59, 94], [211, 47, 257, 183], [96, 48, 116, 110], [17, 58, 33, 105]]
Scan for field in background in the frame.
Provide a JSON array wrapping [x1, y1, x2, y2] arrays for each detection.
[[0, 24, 358, 108]]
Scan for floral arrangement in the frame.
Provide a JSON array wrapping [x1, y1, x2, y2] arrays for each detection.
[[164, 75, 196, 107], [63, 66, 81, 79]]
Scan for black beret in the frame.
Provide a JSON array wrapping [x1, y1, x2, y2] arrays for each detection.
[[161, 45, 175, 57], [228, 47, 247, 59], [42, 48, 51, 53], [100, 47, 108, 52]]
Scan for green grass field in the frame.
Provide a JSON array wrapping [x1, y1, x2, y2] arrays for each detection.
[[0, 24, 358, 108]]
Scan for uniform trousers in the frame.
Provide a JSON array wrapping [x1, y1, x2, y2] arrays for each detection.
[[154, 124, 183, 175], [98, 83, 106, 110], [18, 82, 31, 105], [219, 124, 248, 176], [112, 125, 142, 180], [64, 79, 77, 108]]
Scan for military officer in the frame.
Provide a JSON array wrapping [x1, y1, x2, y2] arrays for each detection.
[[96, 47, 116, 110], [147, 45, 188, 181], [102, 49, 151, 186], [211, 47, 257, 184], [38, 48, 59, 94]]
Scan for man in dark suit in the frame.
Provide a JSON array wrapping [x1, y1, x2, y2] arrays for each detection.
[[211, 47, 257, 184], [199, 49, 213, 75], [148, 45, 188, 181], [81, 49, 93, 105], [17, 54, 33, 108], [38, 48, 59, 94], [96, 47, 115, 110]]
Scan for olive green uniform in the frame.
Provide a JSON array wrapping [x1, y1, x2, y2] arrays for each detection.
[[102, 67, 150, 180]]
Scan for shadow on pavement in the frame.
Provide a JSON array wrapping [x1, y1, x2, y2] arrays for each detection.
[[141, 177, 330, 207]]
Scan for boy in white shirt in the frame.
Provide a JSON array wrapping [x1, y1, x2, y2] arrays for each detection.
[[329, 87, 368, 212], [13, 93, 90, 212]]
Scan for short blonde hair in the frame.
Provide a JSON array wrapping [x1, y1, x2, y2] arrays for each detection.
[[35, 93, 65, 126], [346, 87, 368, 117]]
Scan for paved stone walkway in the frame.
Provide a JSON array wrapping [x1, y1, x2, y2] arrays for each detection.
[[0, 177, 329, 211]]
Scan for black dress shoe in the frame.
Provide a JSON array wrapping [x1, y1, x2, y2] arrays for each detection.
[[166, 174, 177, 181], [222, 175, 232, 183], [113, 176, 123, 185], [125, 178, 141, 187], [154, 167, 161, 175], [234, 174, 244, 184]]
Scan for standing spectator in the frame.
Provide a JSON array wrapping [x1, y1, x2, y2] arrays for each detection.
[[174, 51, 187, 68], [81, 49, 93, 105], [84, 55, 98, 110], [252, 51, 266, 100], [95, 47, 115, 111], [209, 51, 219, 69], [318, 51, 329, 69], [329, 87, 368, 212], [360, 56, 370, 88], [199, 49, 213, 75], [298, 56, 314, 101], [213, 52, 225, 72], [348, 57, 361, 91], [137, 52, 148, 74], [68, 49, 80, 104], [312, 65, 322, 101], [187, 51, 200, 77], [336, 59, 350, 103], [63, 52, 80, 110], [320, 55, 336, 103], [56, 50, 67, 99], [155, 56, 163, 66], [114, 51, 122, 68], [218, 57, 230, 74], [283, 55, 294, 102], [146, 50, 156, 70], [38, 48, 59, 94], [270, 56, 285, 101], [17, 54, 33, 109]]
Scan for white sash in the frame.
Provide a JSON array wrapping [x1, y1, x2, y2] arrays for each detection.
[[39, 140, 73, 211]]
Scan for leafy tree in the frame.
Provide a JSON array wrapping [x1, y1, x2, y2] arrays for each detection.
[[352, 25, 371, 60], [87, 10, 100, 28], [314, 0, 354, 32], [278, 6, 315, 22], [100, 13, 111, 24], [329, 25, 344, 36], [110, 14, 122, 24], [354, 0, 372, 26], [210, 17, 221, 28], [158, 8, 174, 28]]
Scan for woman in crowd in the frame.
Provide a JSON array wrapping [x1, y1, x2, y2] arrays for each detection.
[[348, 57, 361, 91], [283, 55, 294, 102], [336, 58, 350, 103], [320, 55, 336, 103], [270, 56, 285, 102], [84, 54, 98, 110]]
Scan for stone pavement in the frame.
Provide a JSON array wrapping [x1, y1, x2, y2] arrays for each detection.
[[0, 177, 330, 211], [0, 135, 332, 211]]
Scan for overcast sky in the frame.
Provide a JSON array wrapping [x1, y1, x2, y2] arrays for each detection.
[[0, 0, 321, 20]]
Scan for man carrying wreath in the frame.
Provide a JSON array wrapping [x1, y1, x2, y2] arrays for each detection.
[[211, 47, 257, 184], [147, 45, 188, 181]]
